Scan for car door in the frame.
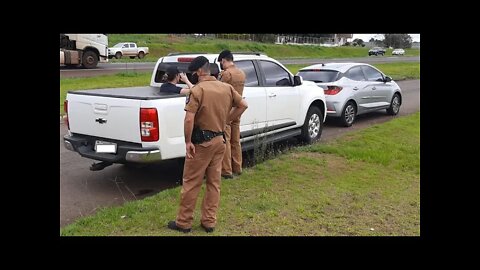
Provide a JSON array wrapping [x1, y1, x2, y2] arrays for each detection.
[[361, 65, 392, 107], [234, 60, 267, 135], [344, 66, 371, 114], [258, 60, 300, 129]]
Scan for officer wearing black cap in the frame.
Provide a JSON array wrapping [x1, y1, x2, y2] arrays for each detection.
[[217, 50, 246, 179], [159, 66, 194, 95], [168, 56, 248, 233]]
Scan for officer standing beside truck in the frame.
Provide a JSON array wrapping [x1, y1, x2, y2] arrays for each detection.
[[167, 56, 248, 233], [217, 50, 246, 179]]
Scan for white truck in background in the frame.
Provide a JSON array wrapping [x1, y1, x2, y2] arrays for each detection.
[[60, 34, 108, 69], [108, 42, 149, 59]]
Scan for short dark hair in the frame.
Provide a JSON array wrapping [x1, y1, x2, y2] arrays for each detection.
[[218, 50, 233, 62]]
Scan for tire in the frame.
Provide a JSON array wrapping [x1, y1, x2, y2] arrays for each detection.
[[81, 51, 98, 69], [115, 52, 122, 59], [386, 93, 401, 115], [299, 106, 323, 144], [340, 101, 356, 127], [138, 51, 145, 59]]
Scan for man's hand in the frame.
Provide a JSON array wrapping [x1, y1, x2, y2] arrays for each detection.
[[186, 142, 196, 159]]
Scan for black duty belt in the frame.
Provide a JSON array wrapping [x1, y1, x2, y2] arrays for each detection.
[[191, 127, 225, 144]]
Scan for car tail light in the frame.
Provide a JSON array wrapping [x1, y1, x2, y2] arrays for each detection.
[[324, 86, 343, 95], [178, 57, 194, 62], [64, 100, 69, 129], [140, 108, 159, 142]]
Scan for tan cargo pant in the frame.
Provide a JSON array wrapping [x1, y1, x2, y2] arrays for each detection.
[[175, 136, 226, 229], [221, 117, 242, 176]]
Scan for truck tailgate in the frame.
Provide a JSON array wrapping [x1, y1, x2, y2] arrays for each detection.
[[67, 93, 143, 143]]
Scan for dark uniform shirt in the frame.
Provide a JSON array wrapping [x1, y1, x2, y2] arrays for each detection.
[[160, 82, 182, 94], [219, 64, 246, 96], [185, 76, 243, 132]]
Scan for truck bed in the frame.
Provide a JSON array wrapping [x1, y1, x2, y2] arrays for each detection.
[[69, 86, 182, 100]]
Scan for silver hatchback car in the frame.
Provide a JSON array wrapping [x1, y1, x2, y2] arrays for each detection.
[[297, 63, 402, 127]]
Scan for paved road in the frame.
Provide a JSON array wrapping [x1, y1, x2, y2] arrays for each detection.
[[60, 80, 420, 227], [60, 56, 419, 78]]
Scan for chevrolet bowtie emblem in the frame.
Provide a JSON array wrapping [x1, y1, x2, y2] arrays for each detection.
[[95, 118, 107, 124]]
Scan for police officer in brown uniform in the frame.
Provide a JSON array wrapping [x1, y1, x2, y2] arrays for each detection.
[[217, 50, 246, 179], [168, 56, 248, 233]]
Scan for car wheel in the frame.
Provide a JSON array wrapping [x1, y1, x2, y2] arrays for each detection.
[[299, 106, 323, 144], [340, 101, 356, 127], [81, 51, 98, 69], [386, 93, 401, 115], [115, 52, 122, 59], [138, 52, 145, 59]]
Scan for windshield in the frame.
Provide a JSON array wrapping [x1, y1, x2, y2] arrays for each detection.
[[113, 43, 124, 48], [297, 70, 341, 83]]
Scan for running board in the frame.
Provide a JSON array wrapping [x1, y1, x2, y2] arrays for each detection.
[[241, 128, 301, 152]]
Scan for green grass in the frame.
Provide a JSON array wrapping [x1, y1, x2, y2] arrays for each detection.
[[59, 62, 420, 115], [61, 112, 420, 236], [106, 34, 420, 63]]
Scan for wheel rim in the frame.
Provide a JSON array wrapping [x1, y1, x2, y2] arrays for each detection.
[[308, 113, 320, 139], [85, 55, 95, 65], [392, 96, 400, 113], [345, 105, 355, 124]]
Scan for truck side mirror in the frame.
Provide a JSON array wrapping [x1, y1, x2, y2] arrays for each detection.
[[293, 75, 302, 86]]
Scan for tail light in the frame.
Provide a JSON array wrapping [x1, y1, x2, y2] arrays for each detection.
[[64, 100, 69, 129], [324, 86, 343, 95], [177, 57, 194, 62], [140, 108, 159, 142]]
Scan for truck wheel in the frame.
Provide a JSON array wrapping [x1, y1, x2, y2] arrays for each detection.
[[115, 52, 122, 59], [386, 93, 401, 115], [138, 52, 145, 59], [340, 101, 356, 127], [81, 51, 98, 69], [299, 106, 323, 144]]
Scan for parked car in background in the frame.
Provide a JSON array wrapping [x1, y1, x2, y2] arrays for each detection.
[[392, 48, 405, 55], [368, 47, 386, 56], [108, 42, 149, 59], [297, 63, 402, 127]]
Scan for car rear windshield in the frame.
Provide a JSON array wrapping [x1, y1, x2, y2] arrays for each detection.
[[297, 70, 341, 83], [154, 62, 220, 83]]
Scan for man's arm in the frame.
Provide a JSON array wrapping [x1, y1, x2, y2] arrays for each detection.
[[184, 111, 196, 158], [228, 99, 248, 123]]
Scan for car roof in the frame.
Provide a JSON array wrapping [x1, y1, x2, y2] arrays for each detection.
[[159, 53, 272, 63], [298, 62, 371, 73]]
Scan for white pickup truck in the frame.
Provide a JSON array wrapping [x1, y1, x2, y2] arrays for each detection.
[[108, 42, 149, 59], [63, 53, 326, 170]]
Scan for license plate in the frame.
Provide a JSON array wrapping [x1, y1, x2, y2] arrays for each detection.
[[95, 140, 117, 153]]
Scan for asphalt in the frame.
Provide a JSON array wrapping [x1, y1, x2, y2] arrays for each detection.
[[59, 79, 420, 228], [60, 56, 419, 78]]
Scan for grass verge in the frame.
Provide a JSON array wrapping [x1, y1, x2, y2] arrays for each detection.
[[61, 112, 420, 236]]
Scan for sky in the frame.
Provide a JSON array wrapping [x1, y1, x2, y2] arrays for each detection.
[[350, 34, 420, 42]]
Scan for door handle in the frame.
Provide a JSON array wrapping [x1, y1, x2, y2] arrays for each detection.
[[353, 87, 359, 90], [372, 87, 377, 90], [268, 93, 277, 98]]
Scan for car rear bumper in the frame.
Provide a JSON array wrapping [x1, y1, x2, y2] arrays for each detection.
[[63, 133, 162, 163]]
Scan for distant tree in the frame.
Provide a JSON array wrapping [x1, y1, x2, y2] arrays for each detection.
[[344, 42, 351, 46], [383, 34, 412, 48], [369, 38, 375, 42], [252, 34, 276, 43], [353, 38, 364, 46]]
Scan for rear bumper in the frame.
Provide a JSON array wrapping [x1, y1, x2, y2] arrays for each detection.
[[63, 134, 162, 163]]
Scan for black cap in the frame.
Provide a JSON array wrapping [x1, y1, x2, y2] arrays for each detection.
[[166, 66, 180, 75], [218, 50, 232, 62], [188, 56, 209, 72]]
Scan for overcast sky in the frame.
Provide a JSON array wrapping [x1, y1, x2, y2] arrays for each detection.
[[350, 34, 420, 42]]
